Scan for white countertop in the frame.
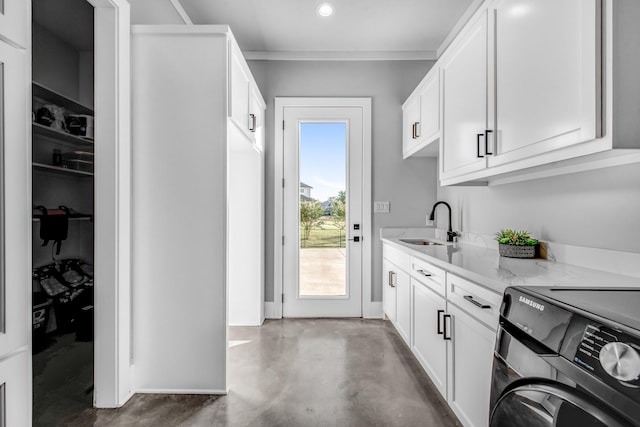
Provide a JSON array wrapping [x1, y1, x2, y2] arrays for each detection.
[[381, 228, 640, 295]]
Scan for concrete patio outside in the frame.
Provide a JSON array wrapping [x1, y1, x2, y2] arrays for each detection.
[[299, 247, 346, 296]]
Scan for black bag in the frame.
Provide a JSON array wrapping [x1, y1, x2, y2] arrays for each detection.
[[36, 206, 70, 255]]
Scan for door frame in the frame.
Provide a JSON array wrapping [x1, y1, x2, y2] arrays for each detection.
[[87, 0, 133, 408], [28, 0, 133, 409], [273, 97, 372, 318]]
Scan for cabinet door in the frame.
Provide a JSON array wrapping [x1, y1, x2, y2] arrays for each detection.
[[489, 0, 601, 167], [0, 353, 30, 426], [229, 47, 251, 137], [418, 70, 440, 146], [382, 259, 397, 322], [412, 278, 447, 397], [447, 303, 496, 427], [394, 268, 411, 344], [0, 41, 29, 358], [402, 95, 420, 157], [248, 86, 264, 149], [440, 11, 488, 179], [0, 0, 28, 48]]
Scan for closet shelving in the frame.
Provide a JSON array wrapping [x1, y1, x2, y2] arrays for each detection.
[[32, 122, 94, 147], [32, 81, 94, 178], [32, 162, 94, 177]]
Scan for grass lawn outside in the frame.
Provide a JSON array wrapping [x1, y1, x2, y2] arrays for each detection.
[[300, 216, 346, 248]]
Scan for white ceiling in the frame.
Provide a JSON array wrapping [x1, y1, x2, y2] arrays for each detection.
[[129, 0, 478, 60]]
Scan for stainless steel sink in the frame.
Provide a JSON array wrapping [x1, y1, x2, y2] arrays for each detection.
[[399, 239, 443, 246]]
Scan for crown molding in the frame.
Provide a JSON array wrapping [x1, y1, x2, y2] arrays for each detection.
[[243, 50, 437, 61], [437, 0, 485, 58]]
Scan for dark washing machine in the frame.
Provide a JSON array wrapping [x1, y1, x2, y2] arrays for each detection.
[[490, 286, 640, 427]]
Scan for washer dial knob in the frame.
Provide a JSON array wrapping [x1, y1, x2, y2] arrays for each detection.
[[599, 342, 640, 382]]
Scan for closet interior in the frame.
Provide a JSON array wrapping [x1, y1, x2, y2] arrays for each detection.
[[31, 0, 95, 424]]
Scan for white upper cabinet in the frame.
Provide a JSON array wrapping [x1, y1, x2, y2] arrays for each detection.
[[249, 85, 265, 150], [402, 67, 441, 158], [439, 11, 489, 179], [430, 0, 640, 185], [229, 42, 265, 145], [488, 0, 600, 168], [0, 0, 28, 48]]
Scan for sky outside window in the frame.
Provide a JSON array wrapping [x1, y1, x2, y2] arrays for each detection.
[[299, 122, 346, 203]]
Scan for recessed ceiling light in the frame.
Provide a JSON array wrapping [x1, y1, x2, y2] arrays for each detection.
[[317, 3, 335, 17]]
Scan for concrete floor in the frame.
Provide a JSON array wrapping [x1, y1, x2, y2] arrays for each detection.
[[65, 319, 460, 426], [300, 248, 346, 296], [33, 333, 94, 427]]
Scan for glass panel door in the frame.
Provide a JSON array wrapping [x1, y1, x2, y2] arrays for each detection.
[[298, 122, 347, 297]]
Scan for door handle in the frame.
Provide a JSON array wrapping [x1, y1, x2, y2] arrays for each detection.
[[348, 236, 361, 242], [415, 122, 420, 138], [437, 309, 445, 334], [485, 129, 493, 155], [249, 113, 257, 132], [443, 314, 452, 340], [477, 133, 485, 158], [411, 122, 417, 139], [416, 269, 432, 277], [388, 271, 396, 288], [464, 295, 491, 309]]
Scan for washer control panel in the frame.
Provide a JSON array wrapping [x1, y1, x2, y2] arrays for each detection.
[[574, 324, 640, 387]]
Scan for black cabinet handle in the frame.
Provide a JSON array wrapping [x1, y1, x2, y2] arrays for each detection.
[[477, 133, 484, 158], [464, 295, 491, 309], [437, 309, 444, 335], [485, 129, 493, 155], [443, 314, 452, 340]]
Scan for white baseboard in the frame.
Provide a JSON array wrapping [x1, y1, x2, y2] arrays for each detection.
[[265, 301, 382, 319], [264, 302, 280, 319], [363, 301, 383, 319]]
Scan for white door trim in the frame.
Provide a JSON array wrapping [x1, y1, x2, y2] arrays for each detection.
[[273, 97, 372, 319], [90, 0, 133, 408]]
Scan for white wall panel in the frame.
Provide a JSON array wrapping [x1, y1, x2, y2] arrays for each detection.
[[131, 29, 228, 392]]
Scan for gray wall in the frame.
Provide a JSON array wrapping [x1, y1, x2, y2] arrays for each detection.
[[437, 162, 640, 253], [247, 60, 438, 303], [33, 23, 94, 104]]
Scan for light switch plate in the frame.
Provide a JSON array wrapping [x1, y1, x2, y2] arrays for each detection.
[[374, 201, 390, 213]]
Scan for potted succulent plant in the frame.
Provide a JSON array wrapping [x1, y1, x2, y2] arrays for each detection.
[[495, 229, 539, 258]]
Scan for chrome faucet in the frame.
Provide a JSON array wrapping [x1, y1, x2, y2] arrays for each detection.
[[429, 201, 458, 242]]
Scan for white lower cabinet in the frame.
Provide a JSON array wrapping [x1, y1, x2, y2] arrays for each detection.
[[382, 259, 397, 323], [447, 302, 496, 427], [394, 268, 411, 343], [382, 243, 500, 427], [382, 258, 411, 343], [412, 278, 447, 397]]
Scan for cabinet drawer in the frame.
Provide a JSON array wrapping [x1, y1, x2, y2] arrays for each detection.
[[383, 244, 411, 272], [446, 273, 501, 330], [410, 256, 446, 297]]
